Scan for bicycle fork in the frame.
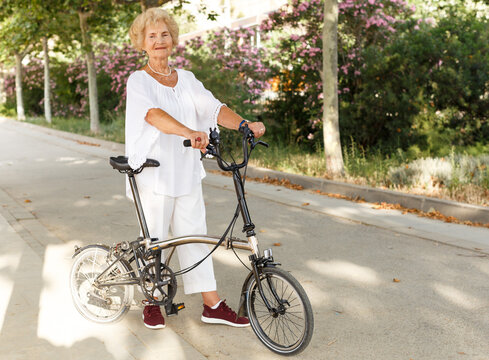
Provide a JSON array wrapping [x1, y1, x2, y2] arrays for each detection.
[[237, 250, 286, 318]]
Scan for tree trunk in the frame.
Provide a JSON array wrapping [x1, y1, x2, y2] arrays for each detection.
[[78, 10, 100, 134], [14, 52, 26, 121], [140, 0, 147, 11], [140, 0, 163, 11], [0, 65, 6, 105], [42, 37, 52, 124], [322, 0, 344, 177]]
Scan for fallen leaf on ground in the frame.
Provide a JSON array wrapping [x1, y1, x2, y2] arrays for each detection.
[[457, 352, 466, 355], [327, 339, 337, 346], [24, 199, 31, 203], [273, 242, 282, 246], [393, 278, 401, 283], [302, 202, 310, 206], [259, 229, 267, 233], [76, 140, 100, 147], [84, 196, 91, 199]]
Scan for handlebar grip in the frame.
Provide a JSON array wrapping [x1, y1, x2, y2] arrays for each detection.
[[183, 137, 202, 147]]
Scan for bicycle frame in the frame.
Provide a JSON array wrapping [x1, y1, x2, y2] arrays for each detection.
[[127, 158, 260, 258]]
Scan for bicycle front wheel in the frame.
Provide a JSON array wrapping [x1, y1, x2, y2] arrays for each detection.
[[70, 245, 134, 324], [245, 267, 314, 356]]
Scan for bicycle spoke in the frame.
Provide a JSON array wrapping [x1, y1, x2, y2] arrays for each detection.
[[282, 313, 302, 337], [280, 316, 289, 345], [71, 247, 133, 324], [285, 311, 305, 320]]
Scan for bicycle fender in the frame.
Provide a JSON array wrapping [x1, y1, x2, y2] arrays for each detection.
[[72, 244, 109, 259], [238, 262, 280, 318], [237, 271, 254, 318]]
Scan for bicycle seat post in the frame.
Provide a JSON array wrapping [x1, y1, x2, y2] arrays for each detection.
[[127, 172, 151, 240]]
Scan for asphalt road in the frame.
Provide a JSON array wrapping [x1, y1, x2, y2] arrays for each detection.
[[1, 117, 489, 360]]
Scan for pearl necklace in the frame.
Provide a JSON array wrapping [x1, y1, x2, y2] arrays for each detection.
[[147, 62, 172, 77]]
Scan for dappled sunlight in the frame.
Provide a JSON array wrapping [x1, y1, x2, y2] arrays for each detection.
[[0, 160, 15, 167], [73, 199, 90, 207], [306, 259, 381, 286], [56, 157, 80, 162], [100, 194, 126, 206], [319, 204, 368, 218], [300, 281, 329, 308], [38, 241, 100, 347], [474, 261, 489, 277], [37, 241, 189, 359], [432, 283, 484, 310], [55, 157, 101, 166]]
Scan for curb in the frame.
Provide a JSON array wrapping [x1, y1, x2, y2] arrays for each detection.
[[203, 163, 489, 225], [6, 117, 489, 225]]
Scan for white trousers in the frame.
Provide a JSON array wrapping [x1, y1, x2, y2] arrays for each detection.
[[138, 183, 217, 294]]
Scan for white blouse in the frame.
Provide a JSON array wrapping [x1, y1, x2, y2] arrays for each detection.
[[125, 69, 224, 198]]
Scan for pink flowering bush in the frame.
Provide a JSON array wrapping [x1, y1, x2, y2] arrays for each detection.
[[260, 0, 441, 150], [63, 43, 144, 120], [2, 44, 144, 121], [259, 0, 417, 146], [172, 26, 271, 119], [260, 0, 324, 145]]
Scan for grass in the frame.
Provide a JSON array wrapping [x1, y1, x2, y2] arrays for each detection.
[[24, 114, 125, 143], [19, 115, 489, 207]]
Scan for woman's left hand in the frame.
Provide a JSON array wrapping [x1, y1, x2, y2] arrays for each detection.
[[248, 122, 266, 138]]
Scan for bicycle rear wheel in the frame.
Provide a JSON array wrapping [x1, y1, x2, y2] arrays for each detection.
[[245, 267, 314, 355], [70, 245, 134, 323]]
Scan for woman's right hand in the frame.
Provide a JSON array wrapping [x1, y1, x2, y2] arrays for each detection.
[[187, 131, 209, 152]]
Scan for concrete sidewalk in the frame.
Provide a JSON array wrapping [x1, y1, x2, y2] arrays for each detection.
[[2, 117, 489, 359], [0, 189, 207, 360]]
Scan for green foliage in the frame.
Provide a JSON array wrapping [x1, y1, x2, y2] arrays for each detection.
[[23, 114, 125, 143], [0, 103, 16, 117], [339, 6, 489, 151], [427, 10, 489, 145]]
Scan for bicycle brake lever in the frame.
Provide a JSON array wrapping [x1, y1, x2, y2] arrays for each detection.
[[200, 144, 217, 161], [250, 139, 269, 150]]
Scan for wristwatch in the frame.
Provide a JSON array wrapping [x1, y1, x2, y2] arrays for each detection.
[[238, 119, 249, 129]]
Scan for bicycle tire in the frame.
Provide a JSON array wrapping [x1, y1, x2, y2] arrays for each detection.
[[245, 267, 314, 355], [70, 245, 134, 324]]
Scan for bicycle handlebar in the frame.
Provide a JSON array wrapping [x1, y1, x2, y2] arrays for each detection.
[[182, 124, 268, 172]]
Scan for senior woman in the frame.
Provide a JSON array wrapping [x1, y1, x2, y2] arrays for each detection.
[[126, 8, 266, 330]]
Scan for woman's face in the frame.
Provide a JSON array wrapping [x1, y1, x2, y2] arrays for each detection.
[[142, 21, 173, 61]]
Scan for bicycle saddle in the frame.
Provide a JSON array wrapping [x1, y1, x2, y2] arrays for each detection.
[[109, 156, 160, 172]]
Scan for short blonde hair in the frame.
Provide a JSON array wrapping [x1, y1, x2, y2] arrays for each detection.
[[129, 8, 179, 51]]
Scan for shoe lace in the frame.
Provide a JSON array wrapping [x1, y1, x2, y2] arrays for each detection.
[[220, 300, 237, 318], [147, 305, 163, 319]]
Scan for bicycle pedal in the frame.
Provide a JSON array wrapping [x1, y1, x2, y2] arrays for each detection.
[[165, 302, 185, 317]]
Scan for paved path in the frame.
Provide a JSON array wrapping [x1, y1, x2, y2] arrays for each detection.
[[1, 117, 489, 360]]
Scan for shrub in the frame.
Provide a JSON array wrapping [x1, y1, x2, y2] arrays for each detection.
[[388, 153, 489, 189]]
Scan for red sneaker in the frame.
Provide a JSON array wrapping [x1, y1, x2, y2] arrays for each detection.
[[201, 300, 250, 327], [142, 305, 166, 329]]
